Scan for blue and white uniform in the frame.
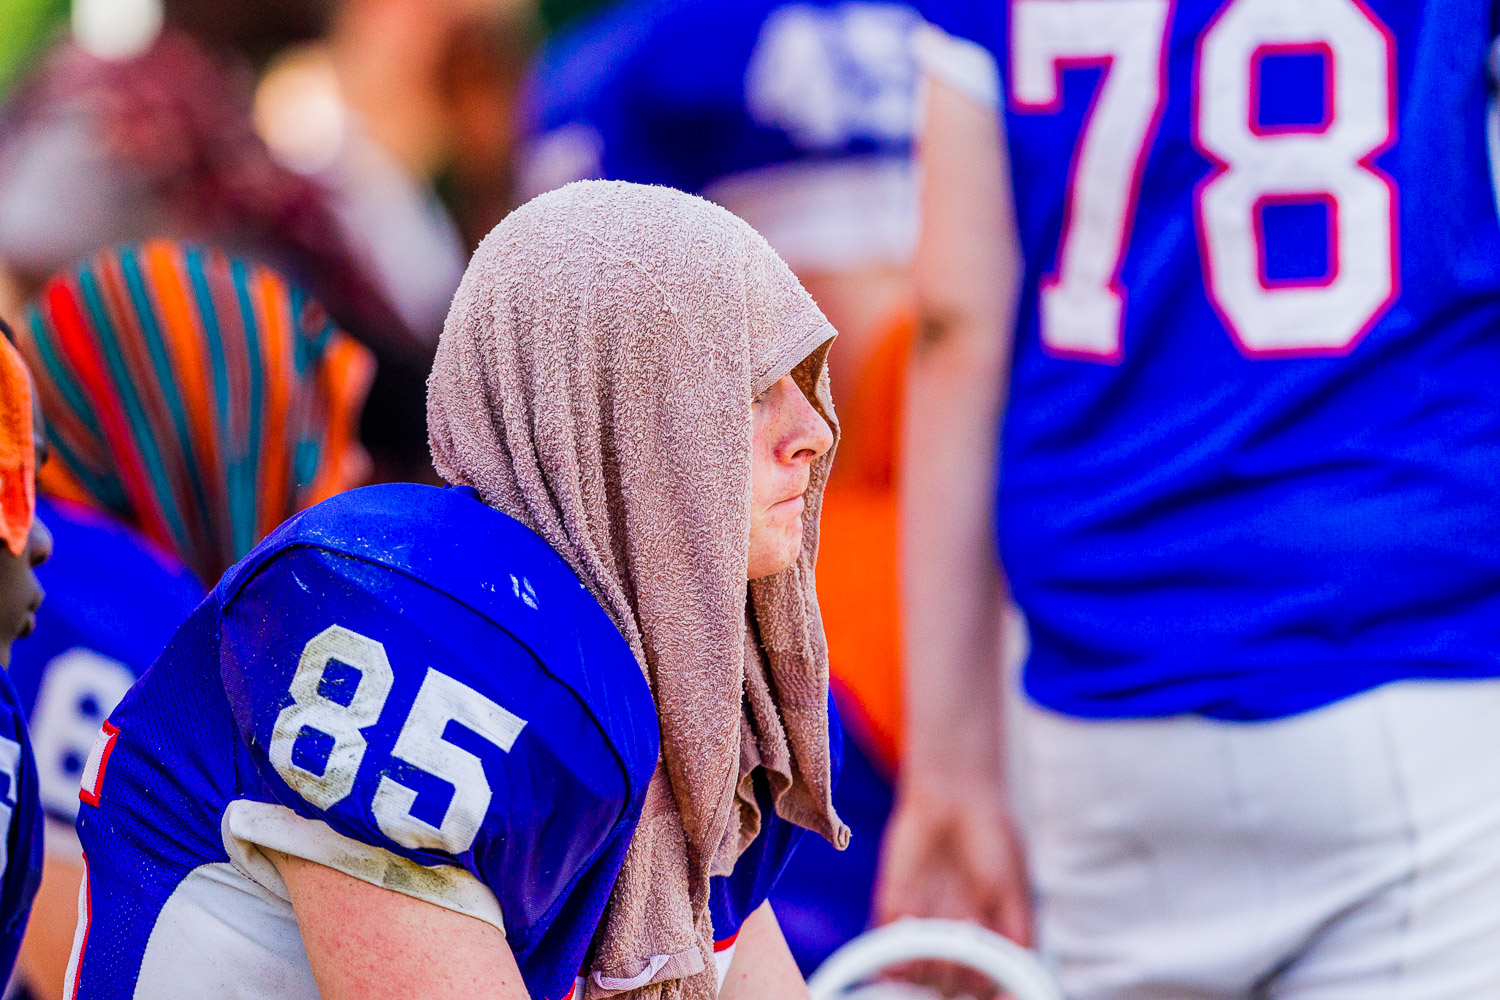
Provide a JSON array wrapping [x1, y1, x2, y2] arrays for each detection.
[[8, 497, 202, 851], [522, 0, 922, 270], [918, 3, 1500, 995], [0, 669, 41, 987], [63, 484, 823, 1000]]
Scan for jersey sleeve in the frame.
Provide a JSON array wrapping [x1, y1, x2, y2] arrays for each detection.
[[913, 0, 1001, 108], [217, 544, 637, 941]]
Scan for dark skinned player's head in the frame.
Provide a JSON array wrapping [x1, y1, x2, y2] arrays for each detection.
[[0, 319, 51, 667]]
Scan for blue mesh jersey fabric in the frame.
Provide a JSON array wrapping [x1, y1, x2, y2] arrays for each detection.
[[66, 483, 827, 998]]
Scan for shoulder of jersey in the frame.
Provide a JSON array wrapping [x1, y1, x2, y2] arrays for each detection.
[[217, 483, 658, 780], [529, 0, 662, 123], [36, 496, 203, 608], [529, 0, 759, 127]]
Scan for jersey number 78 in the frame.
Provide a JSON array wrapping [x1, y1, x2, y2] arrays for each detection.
[[1012, 0, 1397, 360]]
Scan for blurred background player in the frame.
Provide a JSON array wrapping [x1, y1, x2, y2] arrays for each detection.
[[0, 0, 407, 344], [7, 240, 372, 999], [881, 1, 1500, 997], [0, 0, 531, 483], [0, 326, 49, 987], [523, 0, 920, 969]]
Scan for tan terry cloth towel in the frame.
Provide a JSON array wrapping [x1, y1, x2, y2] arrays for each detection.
[[427, 180, 850, 999]]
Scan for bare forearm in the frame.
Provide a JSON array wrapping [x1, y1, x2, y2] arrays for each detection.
[[900, 76, 1019, 787], [273, 851, 526, 1000], [900, 322, 1010, 784]]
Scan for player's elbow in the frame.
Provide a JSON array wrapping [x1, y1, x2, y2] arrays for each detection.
[[912, 249, 1018, 365], [911, 298, 1010, 375]]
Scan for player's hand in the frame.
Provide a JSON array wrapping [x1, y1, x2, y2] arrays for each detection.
[[874, 779, 1033, 996]]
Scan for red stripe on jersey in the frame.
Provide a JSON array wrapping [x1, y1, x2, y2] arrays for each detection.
[[79, 722, 119, 807]]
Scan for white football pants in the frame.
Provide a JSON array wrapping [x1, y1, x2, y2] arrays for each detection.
[[1010, 679, 1500, 1000]]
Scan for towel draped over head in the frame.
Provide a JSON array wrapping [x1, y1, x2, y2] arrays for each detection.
[[17, 240, 374, 584], [428, 180, 849, 999], [0, 333, 35, 558]]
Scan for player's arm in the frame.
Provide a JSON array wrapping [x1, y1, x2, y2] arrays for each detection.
[[875, 62, 1030, 943], [718, 902, 808, 1000], [270, 850, 528, 1000]]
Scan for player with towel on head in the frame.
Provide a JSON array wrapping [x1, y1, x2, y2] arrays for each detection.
[[524, 1, 924, 967], [65, 181, 847, 1000]]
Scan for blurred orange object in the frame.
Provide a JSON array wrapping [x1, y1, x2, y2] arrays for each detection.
[[819, 305, 914, 776], [0, 336, 35, 558]]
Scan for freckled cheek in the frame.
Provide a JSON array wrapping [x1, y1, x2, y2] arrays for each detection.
[[751, 441, 782, 508]]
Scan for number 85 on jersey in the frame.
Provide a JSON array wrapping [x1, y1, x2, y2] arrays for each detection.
[[268, 625, 529, 856]]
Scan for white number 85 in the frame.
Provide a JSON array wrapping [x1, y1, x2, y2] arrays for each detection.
[[268, 625, 528, 855]]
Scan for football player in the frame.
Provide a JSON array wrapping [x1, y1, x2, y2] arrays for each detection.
[[0, 326, 49, 984], [65, 182, 847, 999], [881, 1, 1500, 996], [9, 240, 372, 999]]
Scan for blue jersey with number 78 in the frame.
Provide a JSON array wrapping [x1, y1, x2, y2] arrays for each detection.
[[918, 0, 1500, 720], [66, 484, 827, 1000]]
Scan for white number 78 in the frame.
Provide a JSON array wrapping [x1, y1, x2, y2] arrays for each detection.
[[1012, 0, 1397, 359]]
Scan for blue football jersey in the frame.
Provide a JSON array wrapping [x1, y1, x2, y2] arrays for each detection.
[[525, 0, 919, 192], [919, 0, 1500, 720], [65, 484, 827, 999], [522, 0, 922, 269], [65, 484, 655, 1000], [8, 497, 203, 833], [0, 668, 42, 987]]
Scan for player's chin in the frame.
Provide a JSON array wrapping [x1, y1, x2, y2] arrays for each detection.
[[0, 588, 40, 648], [748, 522, 804, 581], [768, 521, 805, 571], [0, 606, 28, 644]]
